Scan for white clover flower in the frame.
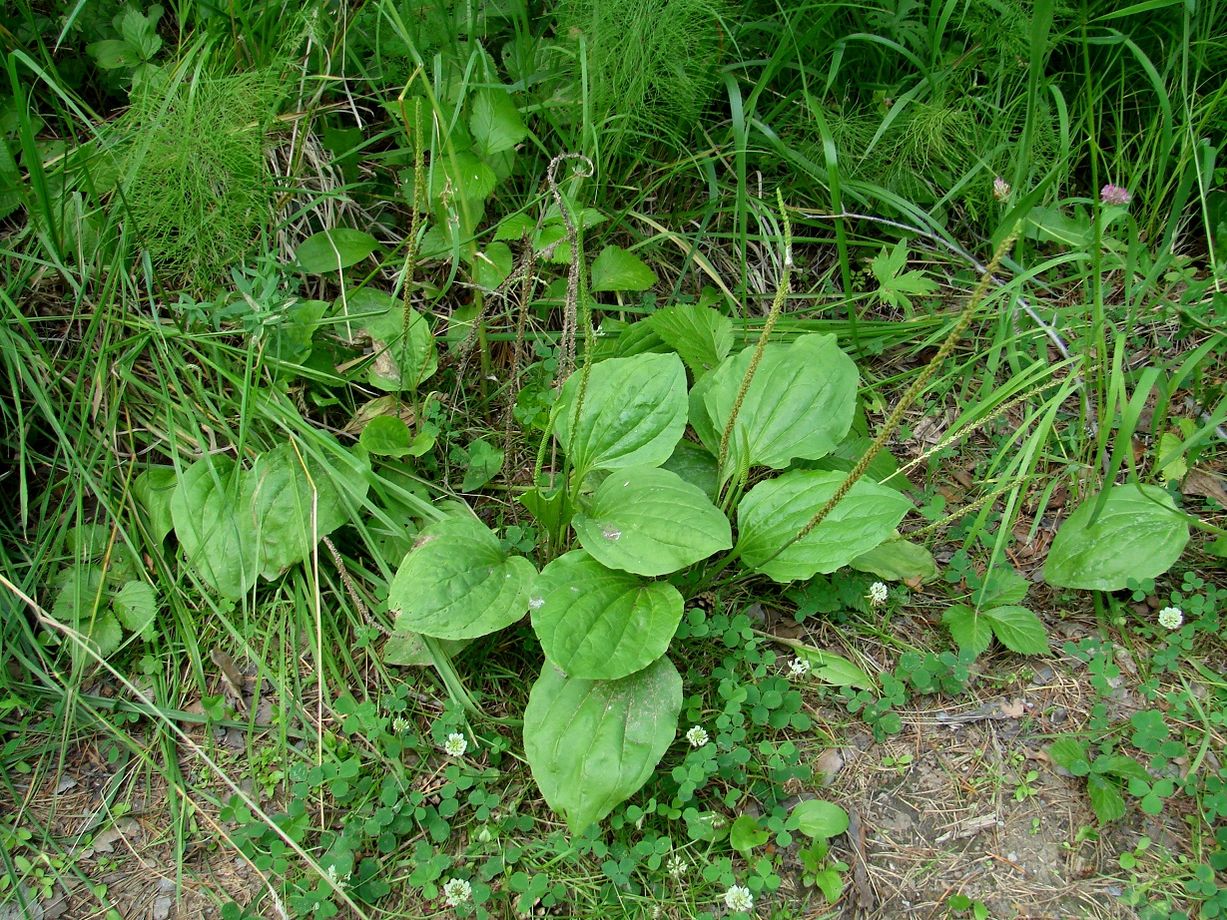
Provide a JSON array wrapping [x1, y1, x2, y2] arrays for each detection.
[[442, 877, 472, 906], [723, 884, 754, 911], [667, 853, 687, 878], [789, 657, 811, 677], [685, 725, 709, 748], [993, 176, 1011, 201], [443, 732, 468, 758], [867, 581, 889, 607], [392, 717, 410, 733], [1157, 606, 1183, 630]]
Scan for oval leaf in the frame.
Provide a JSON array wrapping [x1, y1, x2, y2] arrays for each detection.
[[850, 538, 938, 582], [296, 228, 378, 273], [1043, 484, 1189, 590], [339, 288, 437, 391], [572, 466, 731, 575], [790, 799, 849, 840], [701, 334, 857, 482], [530, 551, 683, 680], [249, 443, 365, 580], [469, 88, 528, 157], [524, 655, 682, 832], [736, 470, 911, 582], [941, 604, 994, 658], [982, 605, 1050, 655], [554, 352, 687, 476], [646, 304, 733, 377], [389, 517, 537, 640], [170, 456, 258, 599], [590, 245, 657, 292]]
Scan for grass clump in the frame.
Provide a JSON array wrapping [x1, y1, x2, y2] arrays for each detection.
[[551, 0, 727, 166], [117, 70, 281, 290]]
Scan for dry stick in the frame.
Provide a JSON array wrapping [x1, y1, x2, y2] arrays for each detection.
[[757, 228, 1021, 570], [717, 191, 793, 489]]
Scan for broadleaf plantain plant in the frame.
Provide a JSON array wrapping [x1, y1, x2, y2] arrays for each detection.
[[388, 335, 915, 832], [387, 211, 1019, 834]]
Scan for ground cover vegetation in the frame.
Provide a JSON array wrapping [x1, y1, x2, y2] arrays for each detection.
[[1, 0, 1224, 917]]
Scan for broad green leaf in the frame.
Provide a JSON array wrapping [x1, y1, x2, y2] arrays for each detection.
[[461, 439, 504, 491], [117, 4, 163, 59], [730, 815, 770, 856], [1043, 484, 1189, 590], [340, 288, 437, 391], [790, 800, 849, 839], [850, 538, 937, 582], [590, 245, 657, 292], [249, 443, 363, 580], [554, 353, 687, 476], [296, 229, 379, 273], [52, 565, 104, 624], [808, 434, 902, 486], [1087, 774, 1126, 823], [429, 151, 498, 207], [982, 605, 1049, 654], [1155, 432, 1187, 483], [812, 868, 845, 904], [469, 88, 528, 157], [473, 241, 513, 290], [736, 470, 911, 582], [530, 551, 682, 680], [87, 39, 142, 70], [382, 632, 471, 667], [51, 566, 124, 662], [113, 581, 157, 636], [792, 646, 874, 689], [494, 212, 535, 241], [941, 604, 993, 658], [388, 517, 536, 640], [1047, 737, 1091, 776], [518, 485, 570, 536], [1094, 755, 1150, 782], [134, 466, 178, 544], [646, 304, 733, 377], [661, 439, 719, 501], [974, 566, 1029, 608], [524, 655, 682, 832], [360, 415, 433, 458], [572, 466, 731, 576], [171, 456, 258, 599], [267, 299, 328, 368], [700, 335, 857, 482]]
